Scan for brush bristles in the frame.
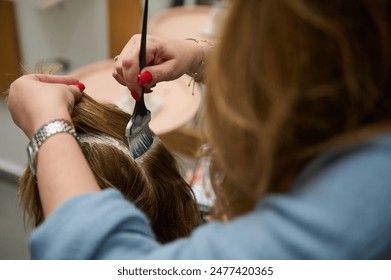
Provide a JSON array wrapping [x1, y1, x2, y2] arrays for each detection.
[[128, 126, 155, 159], [126, 108, 154, 159]]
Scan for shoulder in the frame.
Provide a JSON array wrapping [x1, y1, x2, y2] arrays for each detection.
[[256, 133, 391, 259], [296, 133, 391, 188]]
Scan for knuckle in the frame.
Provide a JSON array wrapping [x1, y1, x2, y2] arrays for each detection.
[[121, 58, 133, 69]]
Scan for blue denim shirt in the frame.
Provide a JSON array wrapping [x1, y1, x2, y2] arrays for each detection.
[[29, 134, 391, 259]]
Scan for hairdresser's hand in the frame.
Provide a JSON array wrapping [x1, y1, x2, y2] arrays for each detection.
[[6, 74, 84, 139], [113, 34, 205, 100]]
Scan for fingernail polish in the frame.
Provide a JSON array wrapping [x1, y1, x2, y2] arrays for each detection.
[[138, 71, 153, 86], [74, 82, 85, 92], [145, 88, 153, 93], [130, 90, 141, 101]]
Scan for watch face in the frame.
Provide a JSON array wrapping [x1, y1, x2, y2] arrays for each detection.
[[27, 144, 33, 161], [27, 141, 38, 175]]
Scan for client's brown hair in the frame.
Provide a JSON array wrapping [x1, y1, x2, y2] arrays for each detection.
[[19, 93, 201, 243]]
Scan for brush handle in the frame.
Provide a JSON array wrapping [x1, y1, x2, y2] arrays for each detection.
[[133, 0, 149, 116], [139, 0, 148, 71]]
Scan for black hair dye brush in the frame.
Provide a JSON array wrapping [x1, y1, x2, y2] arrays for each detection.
[[125, 0, 155, 159]]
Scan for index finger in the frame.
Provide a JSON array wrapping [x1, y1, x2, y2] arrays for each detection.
[[114, 37, 143, 94], [29, 74, 80, 85]]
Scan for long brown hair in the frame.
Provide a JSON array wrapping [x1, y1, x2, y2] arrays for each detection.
[[19, 94, 201, 243], [206, 0, 391, 218]]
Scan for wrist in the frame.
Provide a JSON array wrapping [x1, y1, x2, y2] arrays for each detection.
[[27, 118, 79, 175], [185, 38, 214, 82], [185, 39, 204, 76], [30, 111, 72, 139]]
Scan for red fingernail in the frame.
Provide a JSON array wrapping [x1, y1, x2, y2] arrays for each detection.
[[145, 88, 153, 93], [138, 71, 153, 86], [130, 90, 141, 101], [74, 82, 85, 92]]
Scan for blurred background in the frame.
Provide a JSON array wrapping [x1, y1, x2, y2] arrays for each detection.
[[0, 0, 225, 259]]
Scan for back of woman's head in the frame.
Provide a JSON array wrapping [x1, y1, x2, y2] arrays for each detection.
[[206, 0, 391, 218], [19, 93, 201, 243]]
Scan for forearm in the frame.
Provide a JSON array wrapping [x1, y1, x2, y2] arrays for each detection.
[[6, 74, 95, 218], [36, 132, 100, 217]]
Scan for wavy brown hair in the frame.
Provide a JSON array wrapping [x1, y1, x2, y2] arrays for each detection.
[[206, 0, 391, 218], [19, 93, 201, 243]]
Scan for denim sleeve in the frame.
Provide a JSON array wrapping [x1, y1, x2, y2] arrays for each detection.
[[29, 190, 159, 259], [29, 135, 391, 259]]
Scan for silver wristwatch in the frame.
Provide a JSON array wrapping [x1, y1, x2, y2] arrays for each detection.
[[27, 119, 79, 175]]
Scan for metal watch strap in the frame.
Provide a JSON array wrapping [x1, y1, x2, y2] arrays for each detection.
[[27, 119, 79, 175]]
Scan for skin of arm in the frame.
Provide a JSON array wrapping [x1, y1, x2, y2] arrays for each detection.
[[7, 74, 101, 217], [36, 133, 100, 216]]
